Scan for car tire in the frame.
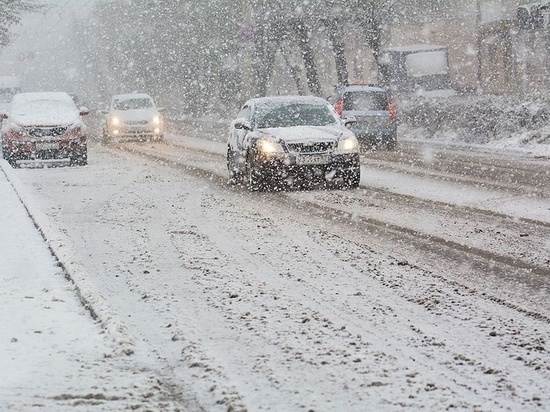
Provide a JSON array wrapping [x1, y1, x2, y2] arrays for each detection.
[[246, 151, 266, 191], [385, 136, 397, 150], [70, 148, 88, 166], [343, 169, 360, 189], [227, 147, 243, 185], [102, 129, 111, 145]]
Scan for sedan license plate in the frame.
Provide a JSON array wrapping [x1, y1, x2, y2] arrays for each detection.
[[36, 142, 59, 151], [296, 154, 328, 165]]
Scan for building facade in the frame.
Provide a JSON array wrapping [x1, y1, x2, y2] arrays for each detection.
[[261, 0, 548, 97]]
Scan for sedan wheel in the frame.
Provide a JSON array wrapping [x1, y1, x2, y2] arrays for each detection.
[[246, 152, 266, 191], [385, 136, 397, 150], [227, 147, 243, 185], [70, 148, 88, 166], [102, 129, 111, 145], [342, 169, 360, 189]]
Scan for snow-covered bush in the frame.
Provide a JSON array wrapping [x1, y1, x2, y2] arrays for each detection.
[[398, 94, 550, 145]]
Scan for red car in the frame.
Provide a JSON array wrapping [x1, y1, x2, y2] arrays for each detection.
[[1, 92, 89, 167]]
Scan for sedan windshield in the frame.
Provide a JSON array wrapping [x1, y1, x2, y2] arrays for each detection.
[[343, 91, 388, 111], [113, 98, 153, 110], [256, 103, 338, 128]]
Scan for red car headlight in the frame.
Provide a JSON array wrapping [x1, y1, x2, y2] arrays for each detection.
[[7, 125, 28, 141]]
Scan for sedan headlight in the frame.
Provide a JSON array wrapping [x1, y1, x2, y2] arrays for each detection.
[[337, 135, 359, 153], [152, 115, 161, 124], [256, 139, 284, 155], [110, 116, 120, 126]]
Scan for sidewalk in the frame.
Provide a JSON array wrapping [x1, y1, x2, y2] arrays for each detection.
[[0, 160, 171, 410]]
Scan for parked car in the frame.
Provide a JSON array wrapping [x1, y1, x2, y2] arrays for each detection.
[[0, 92, 89, 167], [102, 93, 164, 142], [328, 84, 397, 150], [227, 95, 360, 190]]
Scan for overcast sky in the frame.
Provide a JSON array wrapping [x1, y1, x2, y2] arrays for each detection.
[[0, 0, 96, 93]]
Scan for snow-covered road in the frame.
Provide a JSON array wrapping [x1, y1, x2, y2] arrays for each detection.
[[2, 129, 549, 411]]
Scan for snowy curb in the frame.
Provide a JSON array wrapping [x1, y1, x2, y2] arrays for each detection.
[[0, 160, 135, 356]]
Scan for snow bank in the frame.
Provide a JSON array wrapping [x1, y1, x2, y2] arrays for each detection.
[[0, 160, 135, 356], [398, 94, 550, 156]]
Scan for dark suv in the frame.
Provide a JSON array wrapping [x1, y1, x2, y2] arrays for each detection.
[[328, 84, 397, 149]]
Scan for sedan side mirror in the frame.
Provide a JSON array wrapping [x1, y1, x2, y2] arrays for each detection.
[[234, 119, 252, 131], [343, 115, 357, 126], [79, 107, 90, 116], [0, 111, 7, 119]]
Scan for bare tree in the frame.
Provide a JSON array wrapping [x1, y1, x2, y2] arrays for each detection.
[[351, 0, 395, 85], [0, 0, 43, 47], [324, 17, 348, 87]]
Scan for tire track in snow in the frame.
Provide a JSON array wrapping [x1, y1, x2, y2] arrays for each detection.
[[115, 140, 550, 318], [168, 185, 550, 410]]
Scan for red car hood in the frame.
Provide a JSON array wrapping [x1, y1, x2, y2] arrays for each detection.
[[11, 110, 79, 127]]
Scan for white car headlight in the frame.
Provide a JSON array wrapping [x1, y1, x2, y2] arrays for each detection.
[[256, 139, 284, 155], [110, 116, 120, 126], [337, 135, 359, 153], [152, 115, 161, 124]]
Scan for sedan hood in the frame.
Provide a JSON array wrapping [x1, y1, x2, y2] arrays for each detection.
[[259, 125, 345, 143], [112, 108, 157, 122], [11, 110, 79, 127]]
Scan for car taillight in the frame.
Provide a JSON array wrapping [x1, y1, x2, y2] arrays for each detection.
[[335, 98, 343, 117], [388, 100, 397, 121]]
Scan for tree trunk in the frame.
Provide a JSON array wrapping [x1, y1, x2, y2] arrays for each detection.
[[325, 18, 348, 87], [253, 21, 283, 97], [293, 20, 321, 96]]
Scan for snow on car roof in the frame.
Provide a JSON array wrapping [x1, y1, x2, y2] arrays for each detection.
[[251, 95, 330, 107], [341, 84, 387, 93], [12, 91, 74, 104], [10, 92, 79, 126], [384, 44, 447, 53], [112, 93, 152, 101]]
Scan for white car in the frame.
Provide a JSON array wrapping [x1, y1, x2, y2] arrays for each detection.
[[102, 93, 164, 142]]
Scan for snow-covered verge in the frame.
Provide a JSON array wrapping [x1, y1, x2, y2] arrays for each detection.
[[1, 160, 135, 356], [0, 160, 195, 411], [398, 94, 550, 157]]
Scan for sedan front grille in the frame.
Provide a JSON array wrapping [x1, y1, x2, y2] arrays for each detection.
[[286, 141, 336, 154], [126, 120, 148, 125], [25, 126, 67, 138]]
